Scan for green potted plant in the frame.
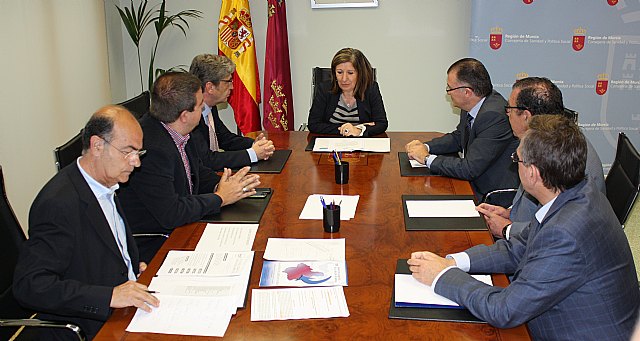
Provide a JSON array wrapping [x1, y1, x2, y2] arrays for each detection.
[[116, 0, 202, 91]]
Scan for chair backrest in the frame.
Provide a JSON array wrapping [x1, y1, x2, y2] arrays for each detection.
[[303, 67, 378, 131], [563, 108, 579, 123], [118, 91, 150, 120], [606, 132, 640, 226], [482, 188, 519, 209], [0, 165, 33, 338], [53, 130, 83, 172]]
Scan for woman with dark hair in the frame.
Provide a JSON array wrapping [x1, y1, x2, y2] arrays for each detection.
[[308, 47, 388, 136]]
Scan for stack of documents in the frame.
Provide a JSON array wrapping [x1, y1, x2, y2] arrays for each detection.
[[251, 238, 350, 321], [126, 224, 258, 337], [312, 137, 390, 152], [394, 274, 492, 309], [299, 194, 360, 220]]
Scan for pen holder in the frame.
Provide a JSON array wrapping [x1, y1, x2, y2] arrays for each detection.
[[322, 206, 341, 233], [334, 162, 350, 184]]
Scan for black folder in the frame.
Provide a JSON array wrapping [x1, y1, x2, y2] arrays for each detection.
[[200, 188, 272, 223], [305, 136, 318, 151], [402, 195, 486, 231], [389, 259, 485, 323], [248, 149, 291, 173], [398, 152, 438, 176]]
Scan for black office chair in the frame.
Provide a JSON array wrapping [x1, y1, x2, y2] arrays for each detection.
[[606, 132, 640, 227], [53, 130, 83, 172], [118, 91, 150, 120], [301, 67, 378, 131], [0, 166, 86, 341], [563, 108, 579, 123], [482, 188, 519, 209]]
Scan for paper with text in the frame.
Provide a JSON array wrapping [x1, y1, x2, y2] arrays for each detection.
[[264, 238, 345, 261], [299, 194, 359, 220], [126, 294, 235, 337], [251, 286, 350, 321], [406, 200, 480, 218], [195, 223, 258, 251], [156, 250, 253, 277]]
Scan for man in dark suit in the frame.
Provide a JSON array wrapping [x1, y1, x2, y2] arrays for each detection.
[[405, 58, 519, 201], [408, 115, 639, 340], [477, 77, 606, 239], [118, 72, 261, 262], [13, 106, 160, 340], [189, 54, 274, 170]]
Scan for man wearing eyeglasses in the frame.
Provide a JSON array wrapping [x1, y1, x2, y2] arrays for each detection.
[[405, 58, 519, 203], [13, 106, 160, 339], [477, 77, 605, 240], [189, 54, 274, 170], [408, 115, 639, 340], [118, 72, 261, 262]]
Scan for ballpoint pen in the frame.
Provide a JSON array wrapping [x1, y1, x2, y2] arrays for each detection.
[[320, 196, 327, 208]]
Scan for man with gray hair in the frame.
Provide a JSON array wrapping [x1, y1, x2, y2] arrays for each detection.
[[189, 54, 274, 169]]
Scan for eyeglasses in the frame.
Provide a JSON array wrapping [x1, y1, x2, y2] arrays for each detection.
[[102, 138, 146, 160], [511, 151, 526, 164], [505, 105, 528, 113], [218, 77, 233, 83], [446, 85, 473, 92]]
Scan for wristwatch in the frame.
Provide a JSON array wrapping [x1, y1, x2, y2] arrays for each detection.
[[502, 224, 510, 239]]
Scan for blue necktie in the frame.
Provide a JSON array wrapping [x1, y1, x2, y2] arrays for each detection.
[[464, 113, 473, 152]]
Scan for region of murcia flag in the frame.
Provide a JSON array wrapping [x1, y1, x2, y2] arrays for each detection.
[[596, 74, 609, 95], [263, 0, 294, 131], [490, 27, 503, 50], [218, 0, 261, 134], [572, 27, 586, 52]]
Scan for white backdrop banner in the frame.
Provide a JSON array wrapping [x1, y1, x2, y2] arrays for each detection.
[[470, 0, 640, 172]]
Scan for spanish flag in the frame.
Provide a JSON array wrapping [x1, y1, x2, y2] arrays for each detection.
[[218, 0, 261, 134], [263, 0, 294, 131]]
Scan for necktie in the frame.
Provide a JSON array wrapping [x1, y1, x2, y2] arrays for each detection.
[[464, 113, 473, 153], [108, 192, 135, 280], [207, 111, 220, 152]]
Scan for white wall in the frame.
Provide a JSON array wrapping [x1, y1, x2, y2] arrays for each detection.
[[0, 1, 112, 230], [108, 0, 472, 133]]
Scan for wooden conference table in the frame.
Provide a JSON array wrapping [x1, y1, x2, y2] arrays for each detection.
[[96, 131, 530, 340]]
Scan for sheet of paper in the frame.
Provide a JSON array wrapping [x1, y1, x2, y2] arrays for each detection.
[[394, 274, 492, 308], [406, 200, 480, 218], [299, 194, 359, 220], [126, 294, 235, 337], [195, 223, 258, 251], [156, 250, 253, 277], [259, 260, 348, 287], [409, 159, 428, 168], [149, 255, 252, 309], [251, 286, 350, 321], [263, 238, 345, 261], [312, 137, 390, 152]]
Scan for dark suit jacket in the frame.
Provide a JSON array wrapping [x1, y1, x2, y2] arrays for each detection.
[[509, 137, 606, 237], [308, 81, 388, 136], [193, 106, 254, 151], [192, 115, 252, 170], [13, 163, 139, 340], [118, 114, 222, 261], [427, 90, 519, 199], [436, 179, 639, 340]]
